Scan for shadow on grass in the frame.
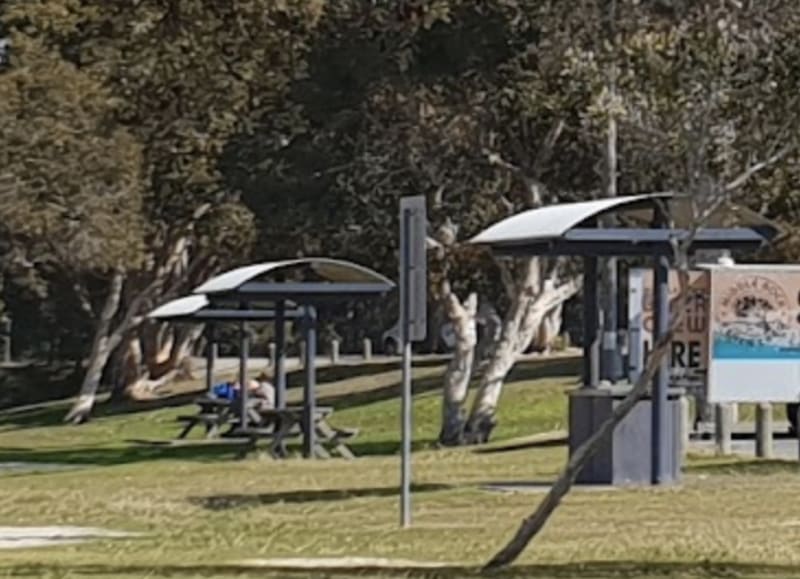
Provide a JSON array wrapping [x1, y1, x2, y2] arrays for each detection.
[[2, 560, 798, 578], [687, 458, 800, 476], [320, 356, 579, 414], [0, 356, 579, 433], [0, 359, 448, 432], [729, 430, 798, 440], [0, 436, 442, 466], [190, 483, 451, 510], [0, 441, 242, 466], [473, 437, 567, 455]]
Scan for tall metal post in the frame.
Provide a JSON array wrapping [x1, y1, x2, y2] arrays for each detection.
[[651, 253, 670, 484], [400, 208, 413, 528], [398, 195, 427, 529], [1, 316, 10, 365], [583, 256, 600, 389], [601, 257, 622, 382], [302, 306, 317, 458], [238, 319, 249, 429], [275, 300, 287, 410], [205, 324, 217, 395]]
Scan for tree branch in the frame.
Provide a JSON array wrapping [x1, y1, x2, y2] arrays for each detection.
[[724, 145, 793, 192]]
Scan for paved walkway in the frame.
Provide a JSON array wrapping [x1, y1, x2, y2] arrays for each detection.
[[0, 527, 139, 549], [690, 430, 800, 460]]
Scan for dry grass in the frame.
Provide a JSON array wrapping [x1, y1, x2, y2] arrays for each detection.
[[0, 357, 799, 578]]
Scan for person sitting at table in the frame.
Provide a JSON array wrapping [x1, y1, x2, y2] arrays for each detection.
[[248, 371, 275, 411], [212, 374, 274, 410]]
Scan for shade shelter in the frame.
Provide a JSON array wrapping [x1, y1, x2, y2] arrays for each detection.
[[147, 293, 304, 398], [471, 193, 779, 485], [161, 258, 395, 457]]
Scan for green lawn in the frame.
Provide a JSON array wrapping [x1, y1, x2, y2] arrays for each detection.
[[0, 356, 799, 579]]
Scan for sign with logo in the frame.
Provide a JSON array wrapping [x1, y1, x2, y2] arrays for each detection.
[[628, 269, 709, 386], [708, 267, 800, 402]]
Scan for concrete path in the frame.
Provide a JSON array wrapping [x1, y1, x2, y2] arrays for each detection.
[[0, 526, 139, 549], [690, 435, 800, 460]]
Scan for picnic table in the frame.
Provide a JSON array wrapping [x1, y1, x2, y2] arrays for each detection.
[[175, 396, 261, 439], [230, 405, 358, 460]]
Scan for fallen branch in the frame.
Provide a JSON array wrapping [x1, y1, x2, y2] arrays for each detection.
[[483, 323, 676, 571]]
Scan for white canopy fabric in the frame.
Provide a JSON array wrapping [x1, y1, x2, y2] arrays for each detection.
[[147, 294, 209, 319], [470, 193, 780, 246], [193, 257, 394, 295]]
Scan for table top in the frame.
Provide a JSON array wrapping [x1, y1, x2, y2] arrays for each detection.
[[256, 406, 333, 418]]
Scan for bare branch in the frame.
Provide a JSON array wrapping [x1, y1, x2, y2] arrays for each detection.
[[72, 280, 96, 319], [724, 145, 793, 192]]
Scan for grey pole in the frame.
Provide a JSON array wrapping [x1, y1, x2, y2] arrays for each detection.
[[275, 301, 287, 410], [651, 253, 670, 484], [601, 257, 622, 382], [239, 319, 249, 430], [400, 208, 413, 528], [755, 403, 773, 459], [583, 256, 600, 389], [205, 324, 217, 396], [302, 306, 317, 458], [795, 405, 800, 462], [1, 316, 10, 365]]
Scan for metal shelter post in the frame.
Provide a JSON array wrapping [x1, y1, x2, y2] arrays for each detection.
[[651, 252, 670, 484], [583, 256, 600, 388], [238, 318, 249, 429], [205, 323, 217, 395], [399, 196, 427, 529], [275, 300, 287, 410], [601, 258, 622, 382], [302, 306, 317, 458], [400, 210, 413, 529]]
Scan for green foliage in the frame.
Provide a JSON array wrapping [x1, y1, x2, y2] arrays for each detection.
[[0, 35, 145, 274]]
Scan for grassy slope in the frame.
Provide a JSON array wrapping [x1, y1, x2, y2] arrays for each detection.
[[0, 356, 799, 579]]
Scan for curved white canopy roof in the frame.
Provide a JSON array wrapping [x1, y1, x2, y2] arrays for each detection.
[[470, 194, 671, 245], [470, 193, 779, 246], [147, 295, 209, 319], [193, 257, 394, 295]]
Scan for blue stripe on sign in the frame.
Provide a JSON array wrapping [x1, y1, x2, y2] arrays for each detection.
[[713, 337, 800, 360]]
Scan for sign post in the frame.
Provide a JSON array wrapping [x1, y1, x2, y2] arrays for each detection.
[[399, 196, 427, 528]]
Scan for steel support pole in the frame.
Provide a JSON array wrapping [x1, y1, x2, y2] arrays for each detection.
[[583, 256, 600, 389], [400, 207, 413, 528], [601, 257, 622, 382], [205, 324, 217, 396], [651, 253, 670, 484], [302, 306, 317, 458], [275, 300, 287, 410], [239, 319, 249, 429]]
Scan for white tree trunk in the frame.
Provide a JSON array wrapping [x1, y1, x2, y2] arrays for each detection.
[[465, 261, 580, 443], [64, 271, 125, 424], [123, 323, 201, 400], [439, 291, 478, 446], [531, 302, 564, 354], [465, 297, 551, 443]]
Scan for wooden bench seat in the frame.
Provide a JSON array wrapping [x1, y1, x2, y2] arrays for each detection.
[[176, 413, 223, 423]]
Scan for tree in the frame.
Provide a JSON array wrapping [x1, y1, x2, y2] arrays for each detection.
[[484, 0, 800, 568], [229, 1, 603, 443], [0, 34, 147, 412], [3, 0, 324, 420]]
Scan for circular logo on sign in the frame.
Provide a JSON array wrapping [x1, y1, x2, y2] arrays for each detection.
[[716, 275, 792, 345]]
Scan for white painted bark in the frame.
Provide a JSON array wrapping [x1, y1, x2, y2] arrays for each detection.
[[438, 291, 478, 446], [64, 235, 202, 422], [124, 324, 201, 399], [64, 271, 125, 424], [465, 260, 580, 443], [531, 302, 563, 354]]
